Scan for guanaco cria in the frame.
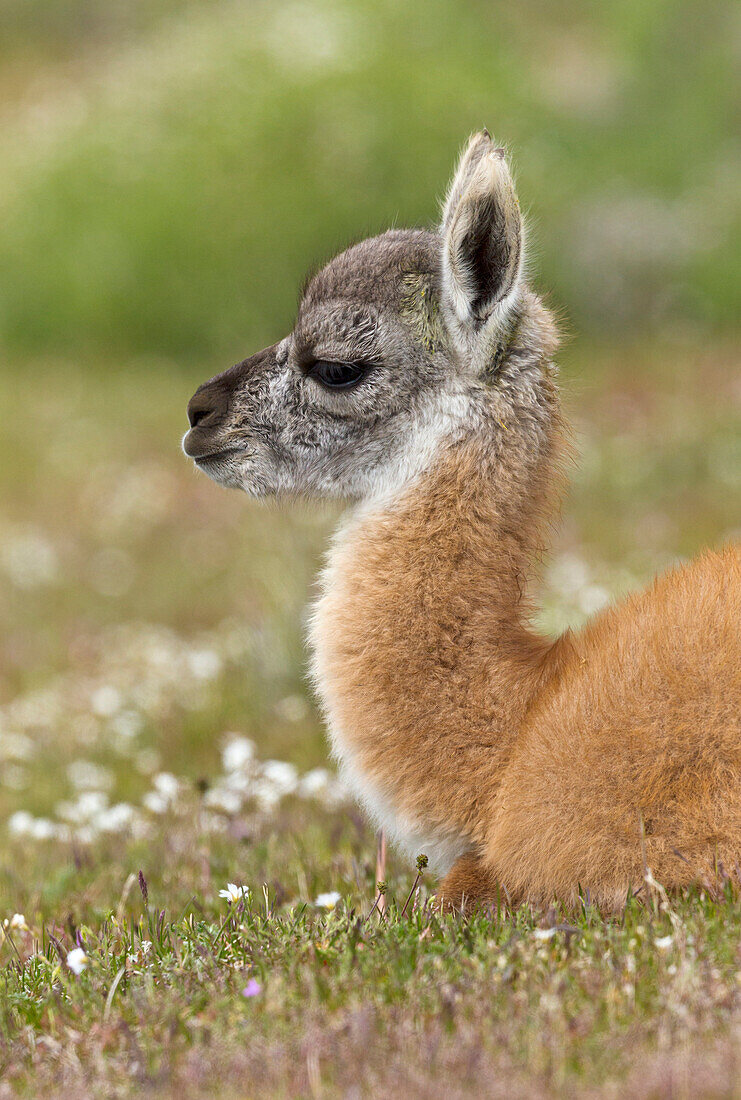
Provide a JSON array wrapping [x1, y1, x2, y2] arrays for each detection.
[[184, 131, 740, 911]]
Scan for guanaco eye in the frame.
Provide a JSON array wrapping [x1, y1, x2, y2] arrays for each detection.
[[307, 360, 368, 390]]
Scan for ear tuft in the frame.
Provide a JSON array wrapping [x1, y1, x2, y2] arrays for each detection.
[[441, 131, 494, 237], [441, 133, 523, 329]]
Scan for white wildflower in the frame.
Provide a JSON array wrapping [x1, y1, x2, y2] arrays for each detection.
[[7, 811, 34, 836], [298, 767, 331, 797], [67, 759, 114, 792], [533, 927, 557, 941], [223, 770, 253, 795], [109, 709, 144, 742], [75, 791, 109, 820], [90, 685, 122, 718], [9, 914, 28, 932], [298, 768, 345, 806], [252, 779, 281, 811], [204, 787, 243, 815], [315, 891, 341, 910], [187, 649, 222, 680], [66, 947, 88, 975], [61, 791, 115, 827], [219, 883, 249, 904], [95, 802, 136, 832], [142, 791, 169, 814], [153, 772, 180, 801], [28, 818, 58, 841], [128, 939, 153, 966], [221, 736, 255, 773], [654, 935, 674, 951], [261, 760, 299, 795], [275, 695, 309, 722]]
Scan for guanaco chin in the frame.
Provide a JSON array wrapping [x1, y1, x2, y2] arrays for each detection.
[[184, 131, 740, 912]]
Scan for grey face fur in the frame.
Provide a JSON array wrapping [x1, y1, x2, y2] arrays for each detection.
[[183, 131, 550, 501]]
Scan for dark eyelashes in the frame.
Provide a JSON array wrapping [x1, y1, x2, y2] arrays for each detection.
[[304, 359, 376, 391]]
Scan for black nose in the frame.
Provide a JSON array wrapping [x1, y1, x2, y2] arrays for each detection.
[[187, 382, 229, 430]]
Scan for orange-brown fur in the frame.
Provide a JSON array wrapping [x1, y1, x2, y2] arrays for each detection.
[[313, 424, 741, 912]]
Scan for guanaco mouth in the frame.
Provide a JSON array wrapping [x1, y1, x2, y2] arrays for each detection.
[[192, 447, 241, 466]]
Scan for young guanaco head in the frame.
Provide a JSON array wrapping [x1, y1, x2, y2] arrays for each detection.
[[183, 130, 557, 500]]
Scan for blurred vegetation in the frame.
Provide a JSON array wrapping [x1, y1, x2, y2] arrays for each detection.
[[0, 0, 739, 362]]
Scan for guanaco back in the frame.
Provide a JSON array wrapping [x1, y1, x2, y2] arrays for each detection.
[[184, 131, 740, 911]]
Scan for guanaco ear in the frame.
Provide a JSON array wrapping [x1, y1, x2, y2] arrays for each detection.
[[441, 131, 523, 328]]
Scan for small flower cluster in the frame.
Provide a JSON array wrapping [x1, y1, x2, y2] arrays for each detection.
[[6, 735, 347, 845], [126, 940, 153, 968], [1, 576, 351, 849], [217, 881, 342, 912], [1, 913, 30, 938]]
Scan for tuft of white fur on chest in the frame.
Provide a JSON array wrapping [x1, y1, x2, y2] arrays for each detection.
[[331, 741, 468, 876]]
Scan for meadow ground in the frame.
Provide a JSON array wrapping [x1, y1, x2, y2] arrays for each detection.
[[0, 341, 739, 1098]]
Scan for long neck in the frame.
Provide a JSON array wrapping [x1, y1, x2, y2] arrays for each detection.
[[311, 407, 567, 847]]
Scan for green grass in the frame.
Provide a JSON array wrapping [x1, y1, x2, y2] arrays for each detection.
[[2, 866, 740, 1098]]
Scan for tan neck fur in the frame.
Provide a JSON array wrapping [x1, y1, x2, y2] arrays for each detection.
[[310, 404, 568, 866]]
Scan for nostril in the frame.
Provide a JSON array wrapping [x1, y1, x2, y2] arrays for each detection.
[[187, 380, 230, 431], [189, 405, 211, 428], [187, 394, 215, 429]]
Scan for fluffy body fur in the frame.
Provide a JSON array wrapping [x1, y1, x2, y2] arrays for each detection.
[[184, 132, 741, 912], [312, 444, 741, 909]]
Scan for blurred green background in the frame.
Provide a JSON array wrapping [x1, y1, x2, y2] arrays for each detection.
[[1, 0, 739, 359], [0, 0, 739, 835]]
